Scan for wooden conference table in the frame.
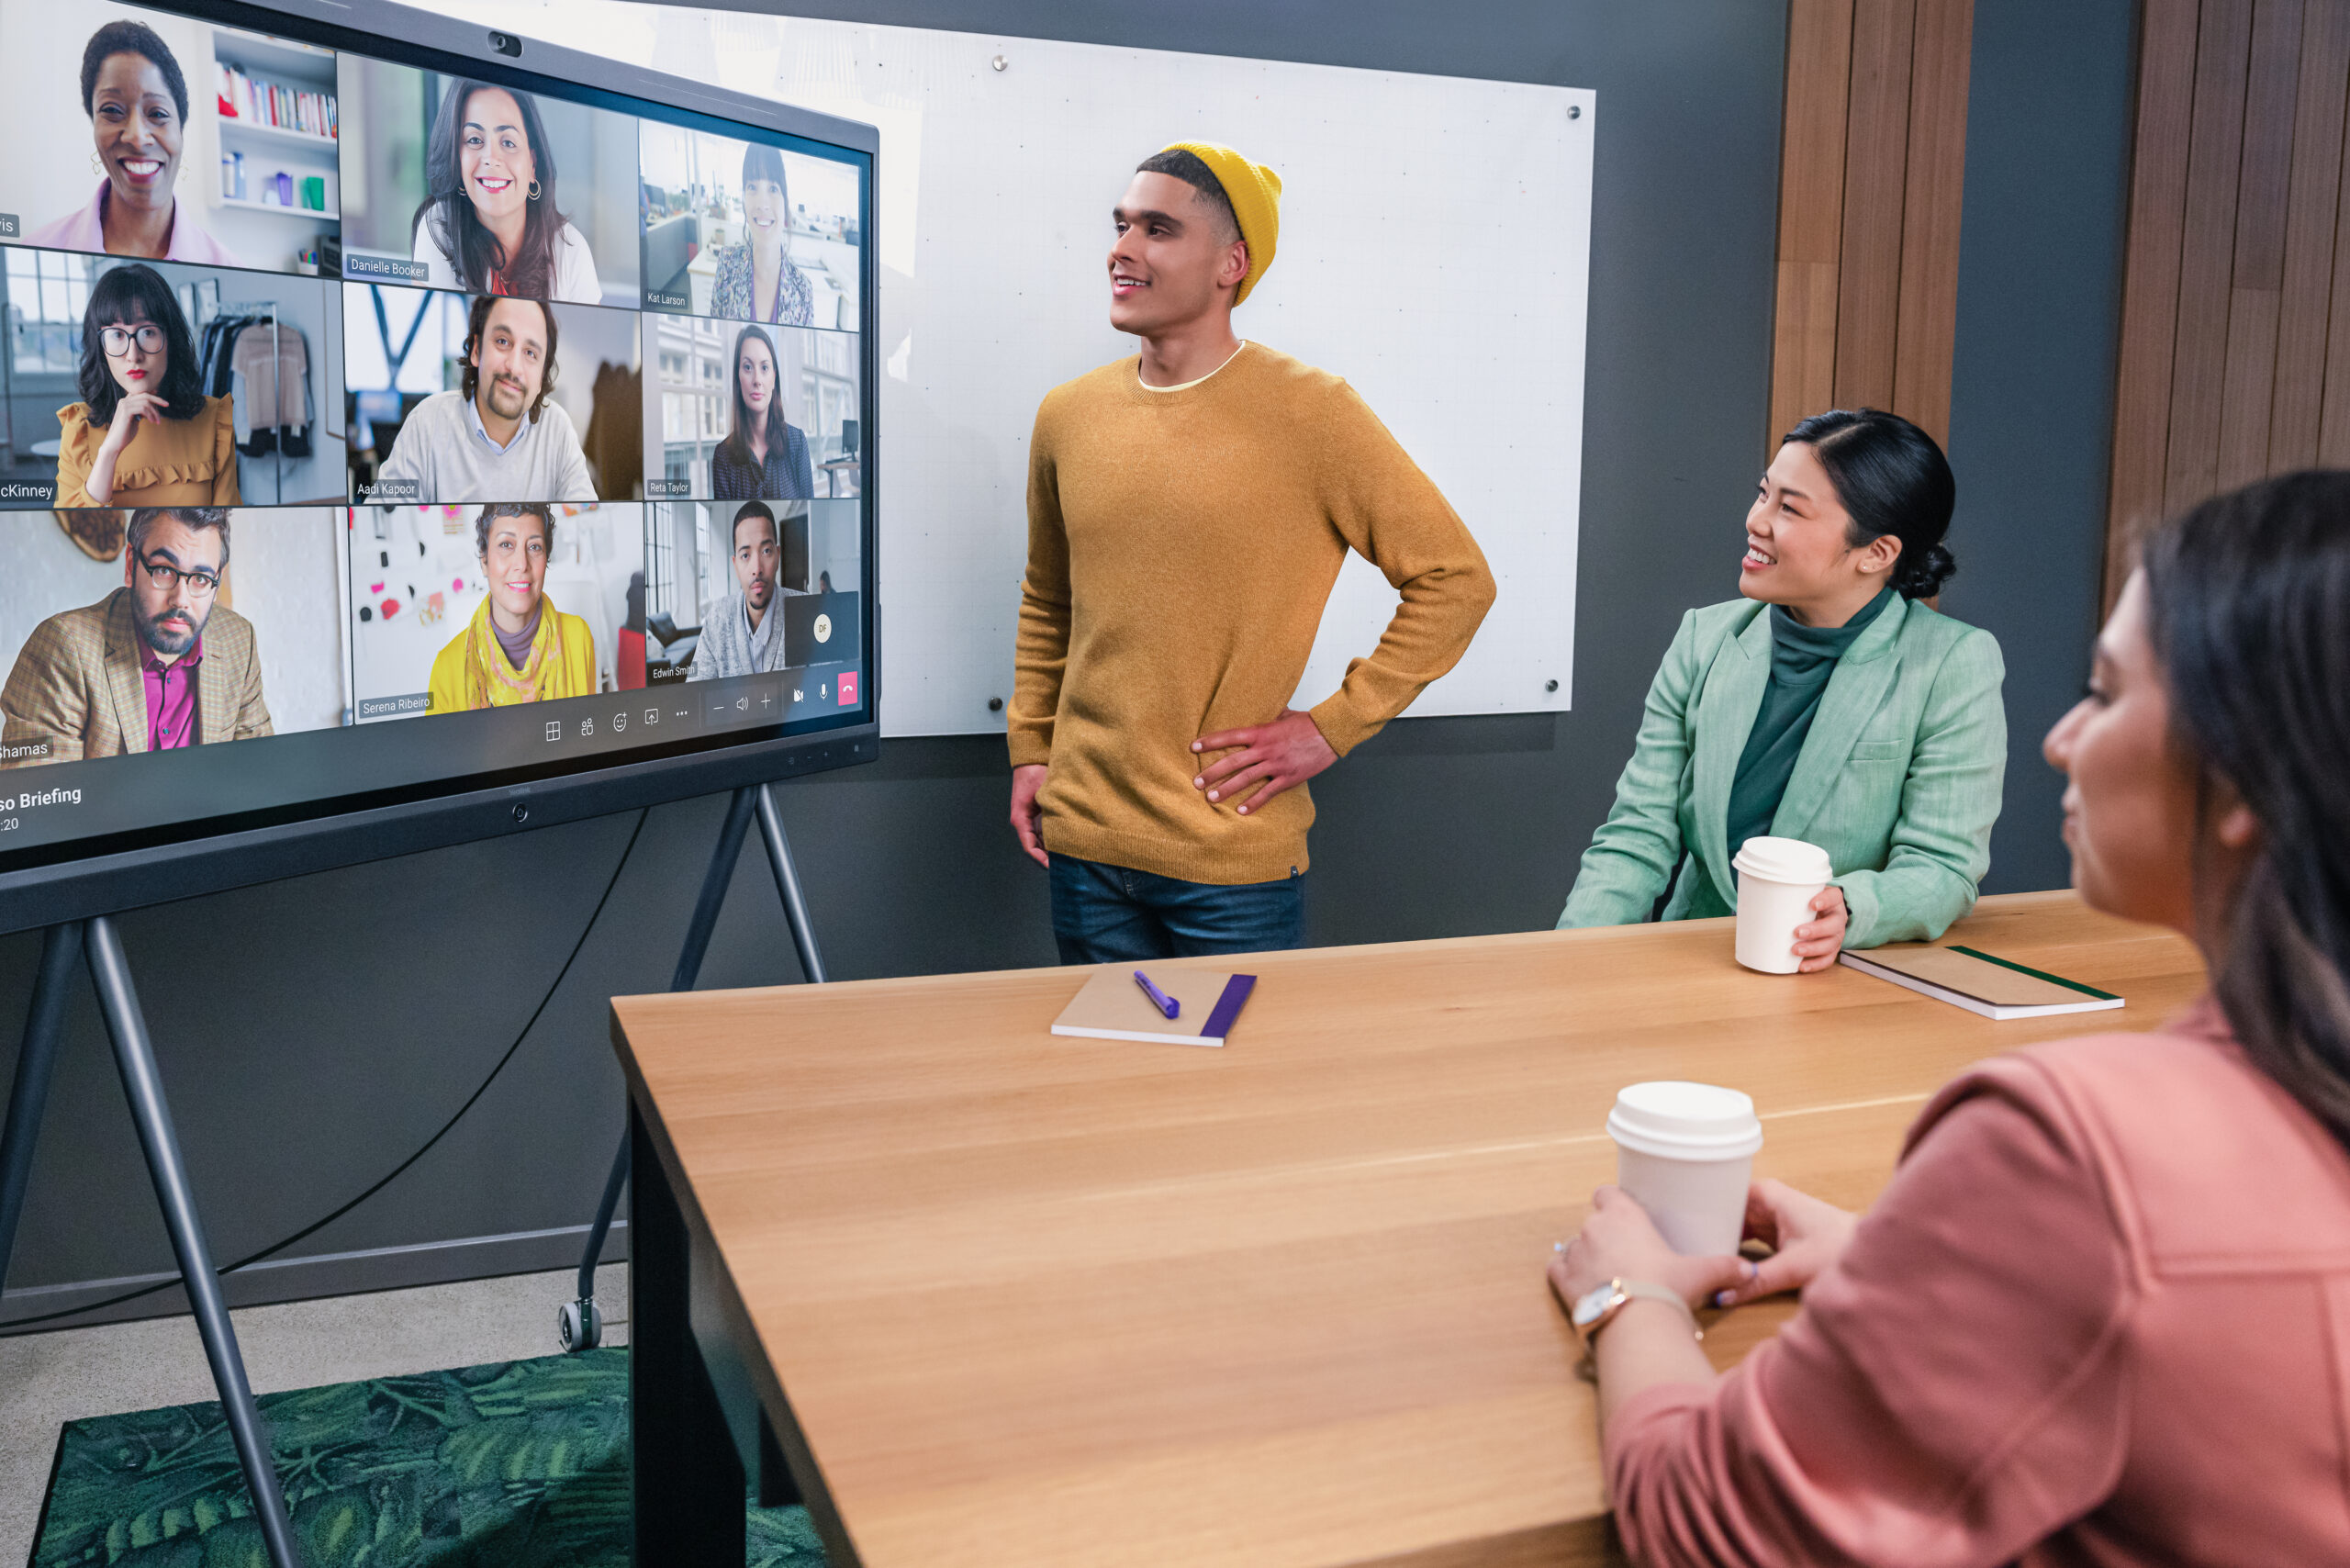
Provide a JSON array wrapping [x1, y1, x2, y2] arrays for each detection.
[[611, 890, 2205, 1567]]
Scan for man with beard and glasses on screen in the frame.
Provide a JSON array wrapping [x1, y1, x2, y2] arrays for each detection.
[[688, 500, 799, 679], [1, 507, 272, 767], [375, 296, 595, 503]]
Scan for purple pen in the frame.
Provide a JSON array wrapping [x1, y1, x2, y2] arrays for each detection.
[[1133, 969, 1180, 1019]]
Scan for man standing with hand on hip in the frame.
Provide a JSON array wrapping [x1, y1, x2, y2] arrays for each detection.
[[1011, 141, 1494, 962]]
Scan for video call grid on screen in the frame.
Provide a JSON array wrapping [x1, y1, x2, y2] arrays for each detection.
[[0, 0, 874, 872]]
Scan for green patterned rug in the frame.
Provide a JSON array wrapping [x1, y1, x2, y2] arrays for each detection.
[[33, 1348, 827, 1566]]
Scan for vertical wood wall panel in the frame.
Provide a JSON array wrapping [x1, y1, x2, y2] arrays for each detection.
[[2214, 0, 2302, 488], [1770, 0, 1858, 442], [2165, 0, 2256, 511], [1891, 0, 1974, 442], [2107, 0, 2350, 601], [2109, 0, 2206, 575], [2268, 0, 2350, 468], [2320, 18, 2350, 464], [1768, 0, 1970, 453], [1833, 0, 1919, 410]]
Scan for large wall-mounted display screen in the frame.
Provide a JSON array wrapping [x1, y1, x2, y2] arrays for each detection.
[[0, 0, 873, 881]]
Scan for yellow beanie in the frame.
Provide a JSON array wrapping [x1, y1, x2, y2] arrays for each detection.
[[1160, 140, 1281, 304]]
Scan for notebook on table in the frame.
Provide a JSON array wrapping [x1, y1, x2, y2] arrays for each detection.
[[1050, 968, 1259, 1047], [1839, 944, 2124, 1020]]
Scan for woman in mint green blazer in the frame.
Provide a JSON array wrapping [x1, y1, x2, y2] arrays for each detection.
[[1558, 409, 2005, 968]]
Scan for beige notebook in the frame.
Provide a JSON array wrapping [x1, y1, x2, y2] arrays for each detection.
[[1050, 968, 1259, 1047], [1840, 944, 2123, 1020]]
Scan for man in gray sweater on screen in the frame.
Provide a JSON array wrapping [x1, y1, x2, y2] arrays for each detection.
[[689, 501, 800, 679], [373, 297, 595, 504]]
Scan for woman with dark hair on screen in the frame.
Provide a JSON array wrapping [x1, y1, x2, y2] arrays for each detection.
[[709, 143, 814, 326], [427, 505, 597, 711], [1552, 471, 2350, 1563], [54, 262, 237, 509], [411, 79, 602, 303], [28, 20, 235, 263], [1557, 408, 2003, 962], [711, 324, 814, 499]]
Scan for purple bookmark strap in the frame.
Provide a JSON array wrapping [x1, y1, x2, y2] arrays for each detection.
[[1201, 974, 1257, 1039]]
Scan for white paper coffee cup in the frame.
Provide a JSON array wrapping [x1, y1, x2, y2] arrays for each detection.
[[1730, 835, 1834, 974], [1607, 1080, 1763, 1256]]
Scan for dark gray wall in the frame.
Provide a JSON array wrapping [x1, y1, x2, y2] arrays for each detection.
[[1937, 0, 2139, 896], [12, 0, 2053, 1327]]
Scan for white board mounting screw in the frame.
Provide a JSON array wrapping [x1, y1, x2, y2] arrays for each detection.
[[1568, 105, 1581, 119], [991, 53, 1008, 71], [1546, 679, 1560, 692]]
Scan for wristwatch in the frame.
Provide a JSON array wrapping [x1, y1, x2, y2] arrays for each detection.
[[1570, 1276, 1702, 1350]]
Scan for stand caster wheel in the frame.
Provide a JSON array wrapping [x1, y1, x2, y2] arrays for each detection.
[[559, 1297, 601, 1352]]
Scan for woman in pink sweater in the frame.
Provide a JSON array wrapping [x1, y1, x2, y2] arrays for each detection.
[[1550, 470, 2350, 1565]]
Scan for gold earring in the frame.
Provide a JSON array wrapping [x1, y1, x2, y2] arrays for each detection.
[[528, 179, 542, 201], [92, 151, 105, 176]]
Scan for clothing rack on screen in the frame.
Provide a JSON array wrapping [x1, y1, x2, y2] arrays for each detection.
[[191, 297, 314, 506], [559, 779, 827, 1352], [0, 921, 304, 1568]]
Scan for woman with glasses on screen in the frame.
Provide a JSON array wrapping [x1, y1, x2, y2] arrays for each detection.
[[427, 505, 598, 711], [27, 21, 235, 264], [410, 80, 603, 305], [54, 263, 238, 509], [710, 144, 814, 327], [712, 324, 815, 500]]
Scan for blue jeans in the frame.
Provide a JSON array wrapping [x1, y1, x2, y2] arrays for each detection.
[[1047, 855, 1306, 964]]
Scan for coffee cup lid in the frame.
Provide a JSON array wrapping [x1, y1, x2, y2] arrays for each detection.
[[1731, 835, 1833, 885], [1606, 1080, 1764, 1159]]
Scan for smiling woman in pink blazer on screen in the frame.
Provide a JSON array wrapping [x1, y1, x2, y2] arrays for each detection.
[[1550, 470, 2350, 1565]]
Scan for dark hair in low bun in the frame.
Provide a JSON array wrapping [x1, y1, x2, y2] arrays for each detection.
[[2142, 471, 2350, 1153], [1783, 408, 1957, 599]]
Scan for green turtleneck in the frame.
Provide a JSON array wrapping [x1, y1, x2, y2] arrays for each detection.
[[1725, 585, 1896, 859]]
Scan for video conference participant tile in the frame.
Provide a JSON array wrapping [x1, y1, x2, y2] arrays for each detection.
[[643, 498, 859, 684], [0, 246, 345, 511], [343, 286, 643, 506], [643, 317, 860, 502], [338, 55, 641, 309], [0, 1, 341, 274], [638, 123, 861, 330], [0, 506, 345, 770], [346, 501, 647, 722]]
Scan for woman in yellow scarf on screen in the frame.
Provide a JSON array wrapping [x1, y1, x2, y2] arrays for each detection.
[[428, 504, 598, 711]]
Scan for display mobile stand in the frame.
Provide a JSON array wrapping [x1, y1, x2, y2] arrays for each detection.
[[0, 920, 303, 1568], [560, 779, 825, 1353]]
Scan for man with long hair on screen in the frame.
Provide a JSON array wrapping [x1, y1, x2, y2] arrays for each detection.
[[375, 297, 595, 503], [1, 507, 272, 767], [1010, 144, 1494, 961]]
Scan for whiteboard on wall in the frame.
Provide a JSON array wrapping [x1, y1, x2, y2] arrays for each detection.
[[420, 0, 1594, 736]]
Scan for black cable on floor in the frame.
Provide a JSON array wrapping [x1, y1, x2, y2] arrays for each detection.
[[0, 808, 651, 1333]]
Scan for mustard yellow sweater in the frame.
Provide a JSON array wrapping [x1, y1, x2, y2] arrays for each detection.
[[1012, 344, 1494, 884]]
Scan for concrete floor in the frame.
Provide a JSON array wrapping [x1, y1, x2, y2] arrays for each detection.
[[0, 1264, 628, 1563]]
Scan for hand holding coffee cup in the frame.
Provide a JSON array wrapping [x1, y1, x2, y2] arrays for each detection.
[[1731, 836, 1848, 973], [1606, 1081, 1763, 1255]]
